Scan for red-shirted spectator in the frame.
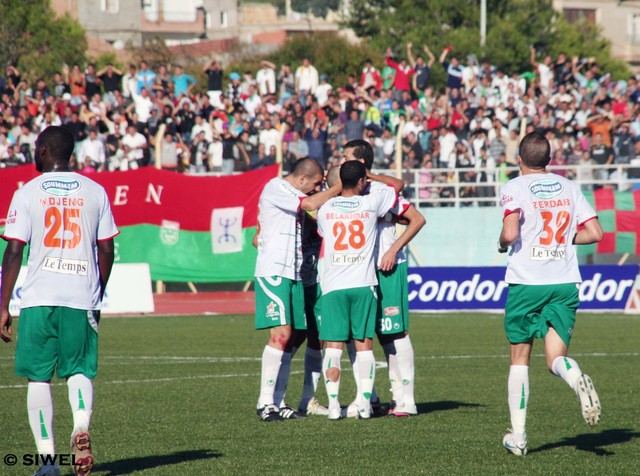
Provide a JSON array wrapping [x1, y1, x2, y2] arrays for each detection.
[[360, 59, 382, 91], [385, 47, 415, 101]]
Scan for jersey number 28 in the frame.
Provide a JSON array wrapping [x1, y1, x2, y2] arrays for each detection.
[[333, 219, 365, 250]]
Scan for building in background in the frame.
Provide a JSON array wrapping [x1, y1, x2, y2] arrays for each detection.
[[50, 0, 239, 48], [554, 0, 640, 66]]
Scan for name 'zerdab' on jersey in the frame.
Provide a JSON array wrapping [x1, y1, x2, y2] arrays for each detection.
[[532, 198, 571, 209]]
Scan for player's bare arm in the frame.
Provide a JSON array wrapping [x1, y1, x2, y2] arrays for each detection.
[[0, 239, 26, 342], [499, 211, 520, 251], [301, 184, 342, 212], [573, 217, 604, 245], [97, 239, 115, 301], [379, 205, 426, 271], [366, 170, 404, 193]]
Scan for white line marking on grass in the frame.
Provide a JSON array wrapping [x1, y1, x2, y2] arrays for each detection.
[[0, 370, 303, 389], [2, 351, 639, 365]]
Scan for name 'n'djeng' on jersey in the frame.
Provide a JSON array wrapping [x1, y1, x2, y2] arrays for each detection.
[[1, 172, 119, 310], [317, 186, 396, 294], [500, 173, 597, 285]]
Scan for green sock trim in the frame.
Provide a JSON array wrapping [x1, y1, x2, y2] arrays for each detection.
[[39, 410, 49, 439], [78, 389, 85, 410]]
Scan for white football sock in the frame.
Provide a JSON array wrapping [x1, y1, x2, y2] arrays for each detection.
[[395, 335, 416, 406], [258, 346, 283, 408], [323, 347, 342, 412], [383, 342, 403, 404], [28, 382, 55, 456], [300, 347, 323, 409], [551, 356, 582, 393], [274, 347, 297, 408], [508, 365, 529, 437], [67, 374, 93, 434], [347, 340, 361, 398], [356, 350, 376, 413]]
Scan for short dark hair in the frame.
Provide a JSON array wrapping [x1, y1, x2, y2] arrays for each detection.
[[519, 132, 550, 169], [38, 126, 74, 163], [292, 158, 323, 178], [340, 160, 366, 189], [343, 139, 374, 170]]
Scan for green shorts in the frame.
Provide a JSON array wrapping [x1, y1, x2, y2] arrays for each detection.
[[304, 283, 322, 334], [255, 276, 306, 330], [15, 306, 100, 381], [504, 283, 579, 347], [377, 262, 409, 335], [319, 286, 378, 342]]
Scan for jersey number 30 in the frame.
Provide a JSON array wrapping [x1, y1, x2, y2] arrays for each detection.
[[44, 207, 82, 249], [333, 219, 365, 251]]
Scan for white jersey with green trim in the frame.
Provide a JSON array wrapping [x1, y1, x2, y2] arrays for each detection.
[[2, 172, 119, 310], [255, 177, 306, 280], [317, 186, 396, 294], [499, 172, 597, 285], [367, 181, 412, 267]]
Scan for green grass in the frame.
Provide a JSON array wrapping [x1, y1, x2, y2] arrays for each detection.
[[1, 312, 639, 475]]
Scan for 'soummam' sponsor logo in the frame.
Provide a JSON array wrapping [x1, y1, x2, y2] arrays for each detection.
[[331, 199, 361, 212], [40, 178, 82, 196], [529, 179, 563, 199]]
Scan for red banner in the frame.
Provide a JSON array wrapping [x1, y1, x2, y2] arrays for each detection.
[[0, 165, 279, 231]]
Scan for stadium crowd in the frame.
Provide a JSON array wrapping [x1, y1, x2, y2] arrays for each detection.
[[0, 45, 639, 201]]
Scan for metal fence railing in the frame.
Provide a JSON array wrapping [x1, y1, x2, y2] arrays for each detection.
[[377, 163, 640, 209]]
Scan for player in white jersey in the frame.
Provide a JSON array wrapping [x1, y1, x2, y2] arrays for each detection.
[[254, 158, 341, 421], [316, 160, 398, 419], [498, 132, 603, 456], [342, 139, 426, 417], [1, 126, 118, 476]]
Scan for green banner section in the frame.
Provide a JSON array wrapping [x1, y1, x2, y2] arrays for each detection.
[[114, 224, 258, 282]]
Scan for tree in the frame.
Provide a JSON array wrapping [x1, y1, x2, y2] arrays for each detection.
[[266, 33, 382, 89], [0, 0, 86, 83], [346, 0, 630, 88], [292, 0, 340, 17]]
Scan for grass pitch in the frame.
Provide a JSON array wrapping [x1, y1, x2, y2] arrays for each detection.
[[0, 312, 639, 475]]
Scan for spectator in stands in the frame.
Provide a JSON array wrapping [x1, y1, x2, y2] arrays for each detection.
[[385, 46, 415, 102], [360, 59, 382, 91], [136, 61, 156, 95], [172, 65, 197, 97], [343, 109, 365, 142], [289, 130, 309, 161], [121, 123, 148, 170], [439, 46, 463, 91], [69, 64, 86, 101], [77, 128, 106, 172], [257, 60, 277, 97], [278, 64, 296, 101], [305, 125, 327, 167], [205, 59, 224, 108], [158, 132, 184, 172], [589, 132, 614, 185], [407, 43, 435, 94], [295, 58, 319, 106]]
